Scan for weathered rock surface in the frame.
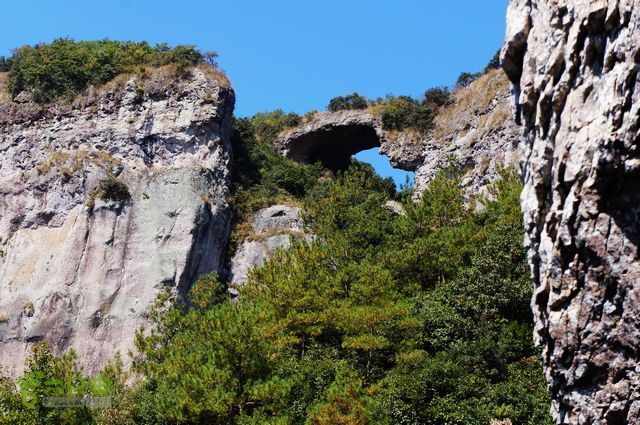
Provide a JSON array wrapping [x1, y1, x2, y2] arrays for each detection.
[[504, 1, 640, 422], [0, 67, 234, 376], [228, 205, 308, 288], [276, 71, 520, 199], [415, 70, 520, 199], [384, 200, 407, 216]]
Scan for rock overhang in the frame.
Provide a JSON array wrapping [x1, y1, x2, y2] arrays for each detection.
[[275, 110, 421, 172]]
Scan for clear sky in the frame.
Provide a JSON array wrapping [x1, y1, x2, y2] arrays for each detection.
[[1, 0, 509, 187]]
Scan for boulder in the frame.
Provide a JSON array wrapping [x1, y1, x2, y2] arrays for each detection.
[[228, 205, 309, 288]]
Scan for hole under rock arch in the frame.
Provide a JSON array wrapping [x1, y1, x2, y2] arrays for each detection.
[[283, 122, 415, 189], [284, 122, 414, 189], [354, 148, 414, 189], [287, 124, 383, 170]]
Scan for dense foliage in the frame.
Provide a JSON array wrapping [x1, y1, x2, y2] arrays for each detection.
[[146, 164, 548, 424], [0, 342, 126, 424], [131, 162, 550, 424], [327, 93, 369, 112], [230, 112, 324, 218], [376, 95, 435, 133], [423, 87, 452, 108], [0, 134, 551, 423], [3, 39, 216, 102]]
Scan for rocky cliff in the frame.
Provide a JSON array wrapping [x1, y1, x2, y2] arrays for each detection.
[[503, 0, 640, 422], [415, 70, 520, 199], [0, 66, 234, 376]]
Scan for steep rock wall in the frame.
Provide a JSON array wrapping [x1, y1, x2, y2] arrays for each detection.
[[0, 67, 234, 375], [504, 1, 640, 422]]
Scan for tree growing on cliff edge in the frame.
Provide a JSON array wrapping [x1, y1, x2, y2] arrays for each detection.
[[423, 87, 452, 108], [327, 93, 369, 112], [0, 56, 11, 72]]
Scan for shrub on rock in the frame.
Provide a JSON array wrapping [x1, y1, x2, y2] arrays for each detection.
[[98, 177, 130, 202]]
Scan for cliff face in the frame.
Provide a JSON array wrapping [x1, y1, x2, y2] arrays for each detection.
[[0, 67, 234, 375], [504, 1, 640, 422]]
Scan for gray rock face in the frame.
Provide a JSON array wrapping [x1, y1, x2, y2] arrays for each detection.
[[504, 1, 640, 422], [384, 200, 407, 216], [228, 205, 307, 288], [0, 67, 234, 376]]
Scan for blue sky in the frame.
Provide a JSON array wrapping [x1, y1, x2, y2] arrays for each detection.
[[1, 0, 509, 187]]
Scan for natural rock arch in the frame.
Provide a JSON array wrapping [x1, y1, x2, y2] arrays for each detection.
[[282, 123, 381, 170], [275, 110, 423, 171]]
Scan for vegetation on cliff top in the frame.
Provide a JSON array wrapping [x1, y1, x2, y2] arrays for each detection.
[[0, 39, 221, 103]]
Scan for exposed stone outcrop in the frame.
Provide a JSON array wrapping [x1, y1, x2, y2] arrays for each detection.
[[228, 205, 308, 289], [504, 1, 640, 422], [0, 67, 234, 376], [384, 200, 407, 216], [415, 70, 520, 199]]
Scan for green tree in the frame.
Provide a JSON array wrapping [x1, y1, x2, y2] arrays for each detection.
[[456, 72, 480, 88], [379, 95, 435, 132], [230, 115, 323, 218], [18, 341, 96, 424], [0, 56, 12, 72], [423, 87, 452, 108], [327, 93, 368, 112], [483, 49, 501, 73], [385, 164, 479, 292], [0, 370, 29, 424], [133, 274, 293, 423], [307, 368, 373, 425]]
